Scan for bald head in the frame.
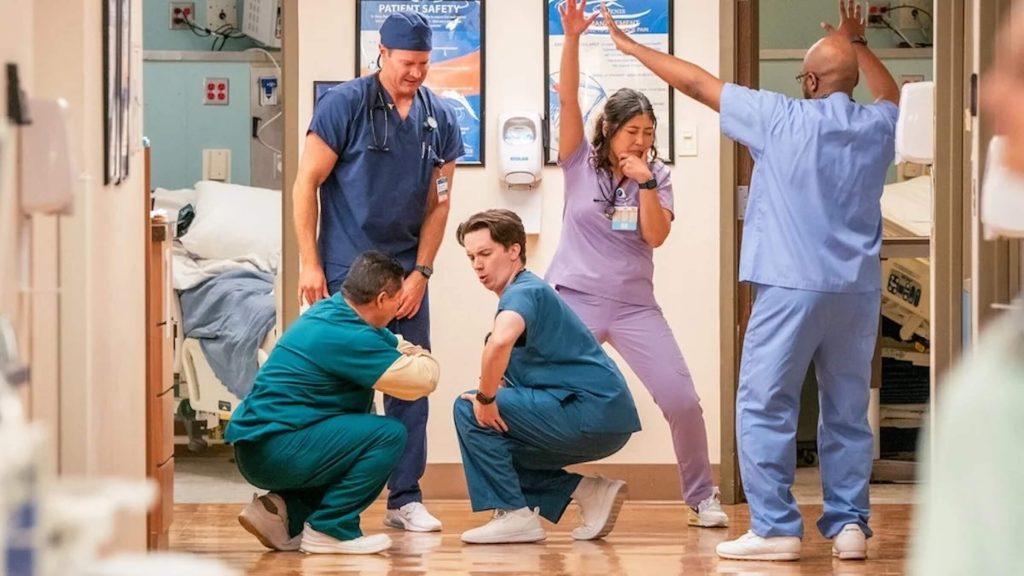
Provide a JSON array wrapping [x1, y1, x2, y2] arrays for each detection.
[[801, 36, 860, 99]]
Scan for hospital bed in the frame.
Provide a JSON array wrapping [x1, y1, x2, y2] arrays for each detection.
[[152, 180, 281, 450], [881, 174, 931, 343]]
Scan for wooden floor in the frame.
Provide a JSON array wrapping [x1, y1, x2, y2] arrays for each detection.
[[171, 500, 912, 575]]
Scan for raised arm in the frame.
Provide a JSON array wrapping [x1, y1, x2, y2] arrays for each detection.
[[558, 0, 599, 162], [822, 0, 899, 105], [601, 4, 724, 112]]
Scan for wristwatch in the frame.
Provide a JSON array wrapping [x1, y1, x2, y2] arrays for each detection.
[[475, 391, 496, 405], [850, 35, 868, 46], [413, 264, 433, 279], [639, 177, 658, 190]]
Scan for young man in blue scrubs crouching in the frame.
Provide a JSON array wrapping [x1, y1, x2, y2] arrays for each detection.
[[226, 251, 440, 555]]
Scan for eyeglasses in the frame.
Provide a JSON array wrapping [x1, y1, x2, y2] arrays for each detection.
[[795, 71, 815, 84]]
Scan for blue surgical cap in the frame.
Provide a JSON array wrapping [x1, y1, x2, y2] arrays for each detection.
[[379, 12, 432, 52]]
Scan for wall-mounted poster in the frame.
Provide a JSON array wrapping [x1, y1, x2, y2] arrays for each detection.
[[103, 0, 131, 185], [545, 0, 674, 164], [356, 0, 485, 165]]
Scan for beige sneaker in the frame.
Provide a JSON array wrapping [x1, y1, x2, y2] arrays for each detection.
[[299, 523, 392, 555], [460, 507, 547, 544], [571, 476, 628, 541], [237, 493, 301, 551], [715, 530, 801, 561], [832, 523, 867, 560]]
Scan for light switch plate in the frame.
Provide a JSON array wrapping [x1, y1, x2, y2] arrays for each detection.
[[679, 126, 698, 157], [202, 149, 231, 182]]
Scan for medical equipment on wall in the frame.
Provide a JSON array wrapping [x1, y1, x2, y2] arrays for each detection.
[[498, 113, 543, 188], [242, 0, 281, 48], [496, 112, 544, 234], [20, 98, 75, 215]]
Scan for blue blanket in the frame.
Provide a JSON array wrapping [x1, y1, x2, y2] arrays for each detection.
[[179, 269, 276, 400]]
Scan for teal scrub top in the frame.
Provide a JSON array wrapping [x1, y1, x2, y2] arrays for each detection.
[[498, 271, 641, 435], [225, 294, 401, 444]]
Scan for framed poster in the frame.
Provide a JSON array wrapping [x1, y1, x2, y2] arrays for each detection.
[[356, 0, 485, 165], [544, 0, 674, 164], [313, 80, 345, 109], [103, 0, 131, 185]]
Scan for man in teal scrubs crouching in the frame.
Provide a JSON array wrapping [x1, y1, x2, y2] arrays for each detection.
[[226, 251, 440, 555], [453, 209, 642, 544]]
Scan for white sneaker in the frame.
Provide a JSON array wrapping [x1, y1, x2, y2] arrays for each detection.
[[383, 501, 443, 532], [460, 507, 547, 544], [571, 476, 628, 540], [237, 493, 302, 551], [299, 523, 392, 555], [687, 489, 729, 528], [715, 530, 801, 561], [832, 523, 867, 560]]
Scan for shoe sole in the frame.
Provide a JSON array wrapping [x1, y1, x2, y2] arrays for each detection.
[[300, 541, 391, 555], [716, 551, 800, 561], [573, 481, 628, 541], [238, 513, 298, 552], [687, 511, 729, 528], [383, 516, 442, 532], [833, 548, 867, 560], [461, 528, 547, 545]]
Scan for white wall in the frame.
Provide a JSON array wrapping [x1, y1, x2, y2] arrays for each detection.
[[296, 0, 723, 465]]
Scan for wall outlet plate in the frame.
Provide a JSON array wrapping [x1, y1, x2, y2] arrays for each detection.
[[207, 0, 239, 30], [169, 2, 195, 30]]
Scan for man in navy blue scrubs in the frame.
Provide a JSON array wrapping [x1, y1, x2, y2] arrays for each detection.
[[292, 11, 463, 532]]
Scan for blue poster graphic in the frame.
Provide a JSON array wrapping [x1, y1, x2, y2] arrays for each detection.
[[359, 1, 484, 164], [546, 0, 673, 163]]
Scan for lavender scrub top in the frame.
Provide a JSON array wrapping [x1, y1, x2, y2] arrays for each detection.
[[546, 139, 674, 308]]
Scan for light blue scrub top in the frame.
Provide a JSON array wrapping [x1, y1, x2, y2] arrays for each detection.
[[498, 271, 642, 435], [720, 83, 899, 293], [309, 74, 464, 285], [225, 294, 401, 444]]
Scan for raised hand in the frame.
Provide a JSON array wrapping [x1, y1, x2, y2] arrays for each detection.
[[558, 0, 598, 38], [600, 3, 640, 56], [821, 0, 866, 40]]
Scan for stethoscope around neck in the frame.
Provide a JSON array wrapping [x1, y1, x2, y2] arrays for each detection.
[[367, 79, 438, 153]]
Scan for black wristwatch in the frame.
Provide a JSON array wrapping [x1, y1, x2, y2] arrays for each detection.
[[851, 35, 867, 46], [413, 264, 433, 279], [475, 391, 496, 405], [639, 177, 658, 190]]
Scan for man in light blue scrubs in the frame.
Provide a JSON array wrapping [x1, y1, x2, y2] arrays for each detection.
[[453, 209, 641, 545], [602, 1, 899, 560], [292, 11, 463, 532]]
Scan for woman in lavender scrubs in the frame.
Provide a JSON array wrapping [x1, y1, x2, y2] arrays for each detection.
[[547, 0, 727, 528]]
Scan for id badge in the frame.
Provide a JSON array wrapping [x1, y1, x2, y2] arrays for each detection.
[[611, 206, 638, 231], [436, 175, 450, 203]]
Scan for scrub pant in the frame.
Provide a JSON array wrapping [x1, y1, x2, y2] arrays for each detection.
[[453, 385, 632, 523], [558, 287, 715, 506], [738, 284, 880, 539], [330, 280, 430, 510], [233, 414, 406, 541]]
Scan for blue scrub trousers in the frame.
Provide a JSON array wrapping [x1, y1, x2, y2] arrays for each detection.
[[454, 386, 631, 523], [233, 414, 406, 541], [330, 279, 430, 510], [738, 284, 880, 539]]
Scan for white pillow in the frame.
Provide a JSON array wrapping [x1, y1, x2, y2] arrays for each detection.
[[180, 180, 281, 268], [152, 187, 197, 219]]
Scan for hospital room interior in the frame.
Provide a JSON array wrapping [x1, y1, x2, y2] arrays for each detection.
[[1, 0, 1021, 574]]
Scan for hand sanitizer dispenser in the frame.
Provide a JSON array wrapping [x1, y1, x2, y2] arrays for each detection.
[[498, 112, 543, 188], [895, 81, 934, 165]]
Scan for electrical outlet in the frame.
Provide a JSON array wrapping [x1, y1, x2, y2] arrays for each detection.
[[169, 2, 195, 30], [207, 0, 239, 30], [865, 1, 891, 28]]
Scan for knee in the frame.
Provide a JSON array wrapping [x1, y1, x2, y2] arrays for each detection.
[[453, 393, 476, 430], [654, 381, 703, 421], [377, 417, 407, 461]]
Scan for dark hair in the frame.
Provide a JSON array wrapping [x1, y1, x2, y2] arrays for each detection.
[[589, 88, 659, 174], [455, 209, 527, 265], [341, 250, 405, 305]]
